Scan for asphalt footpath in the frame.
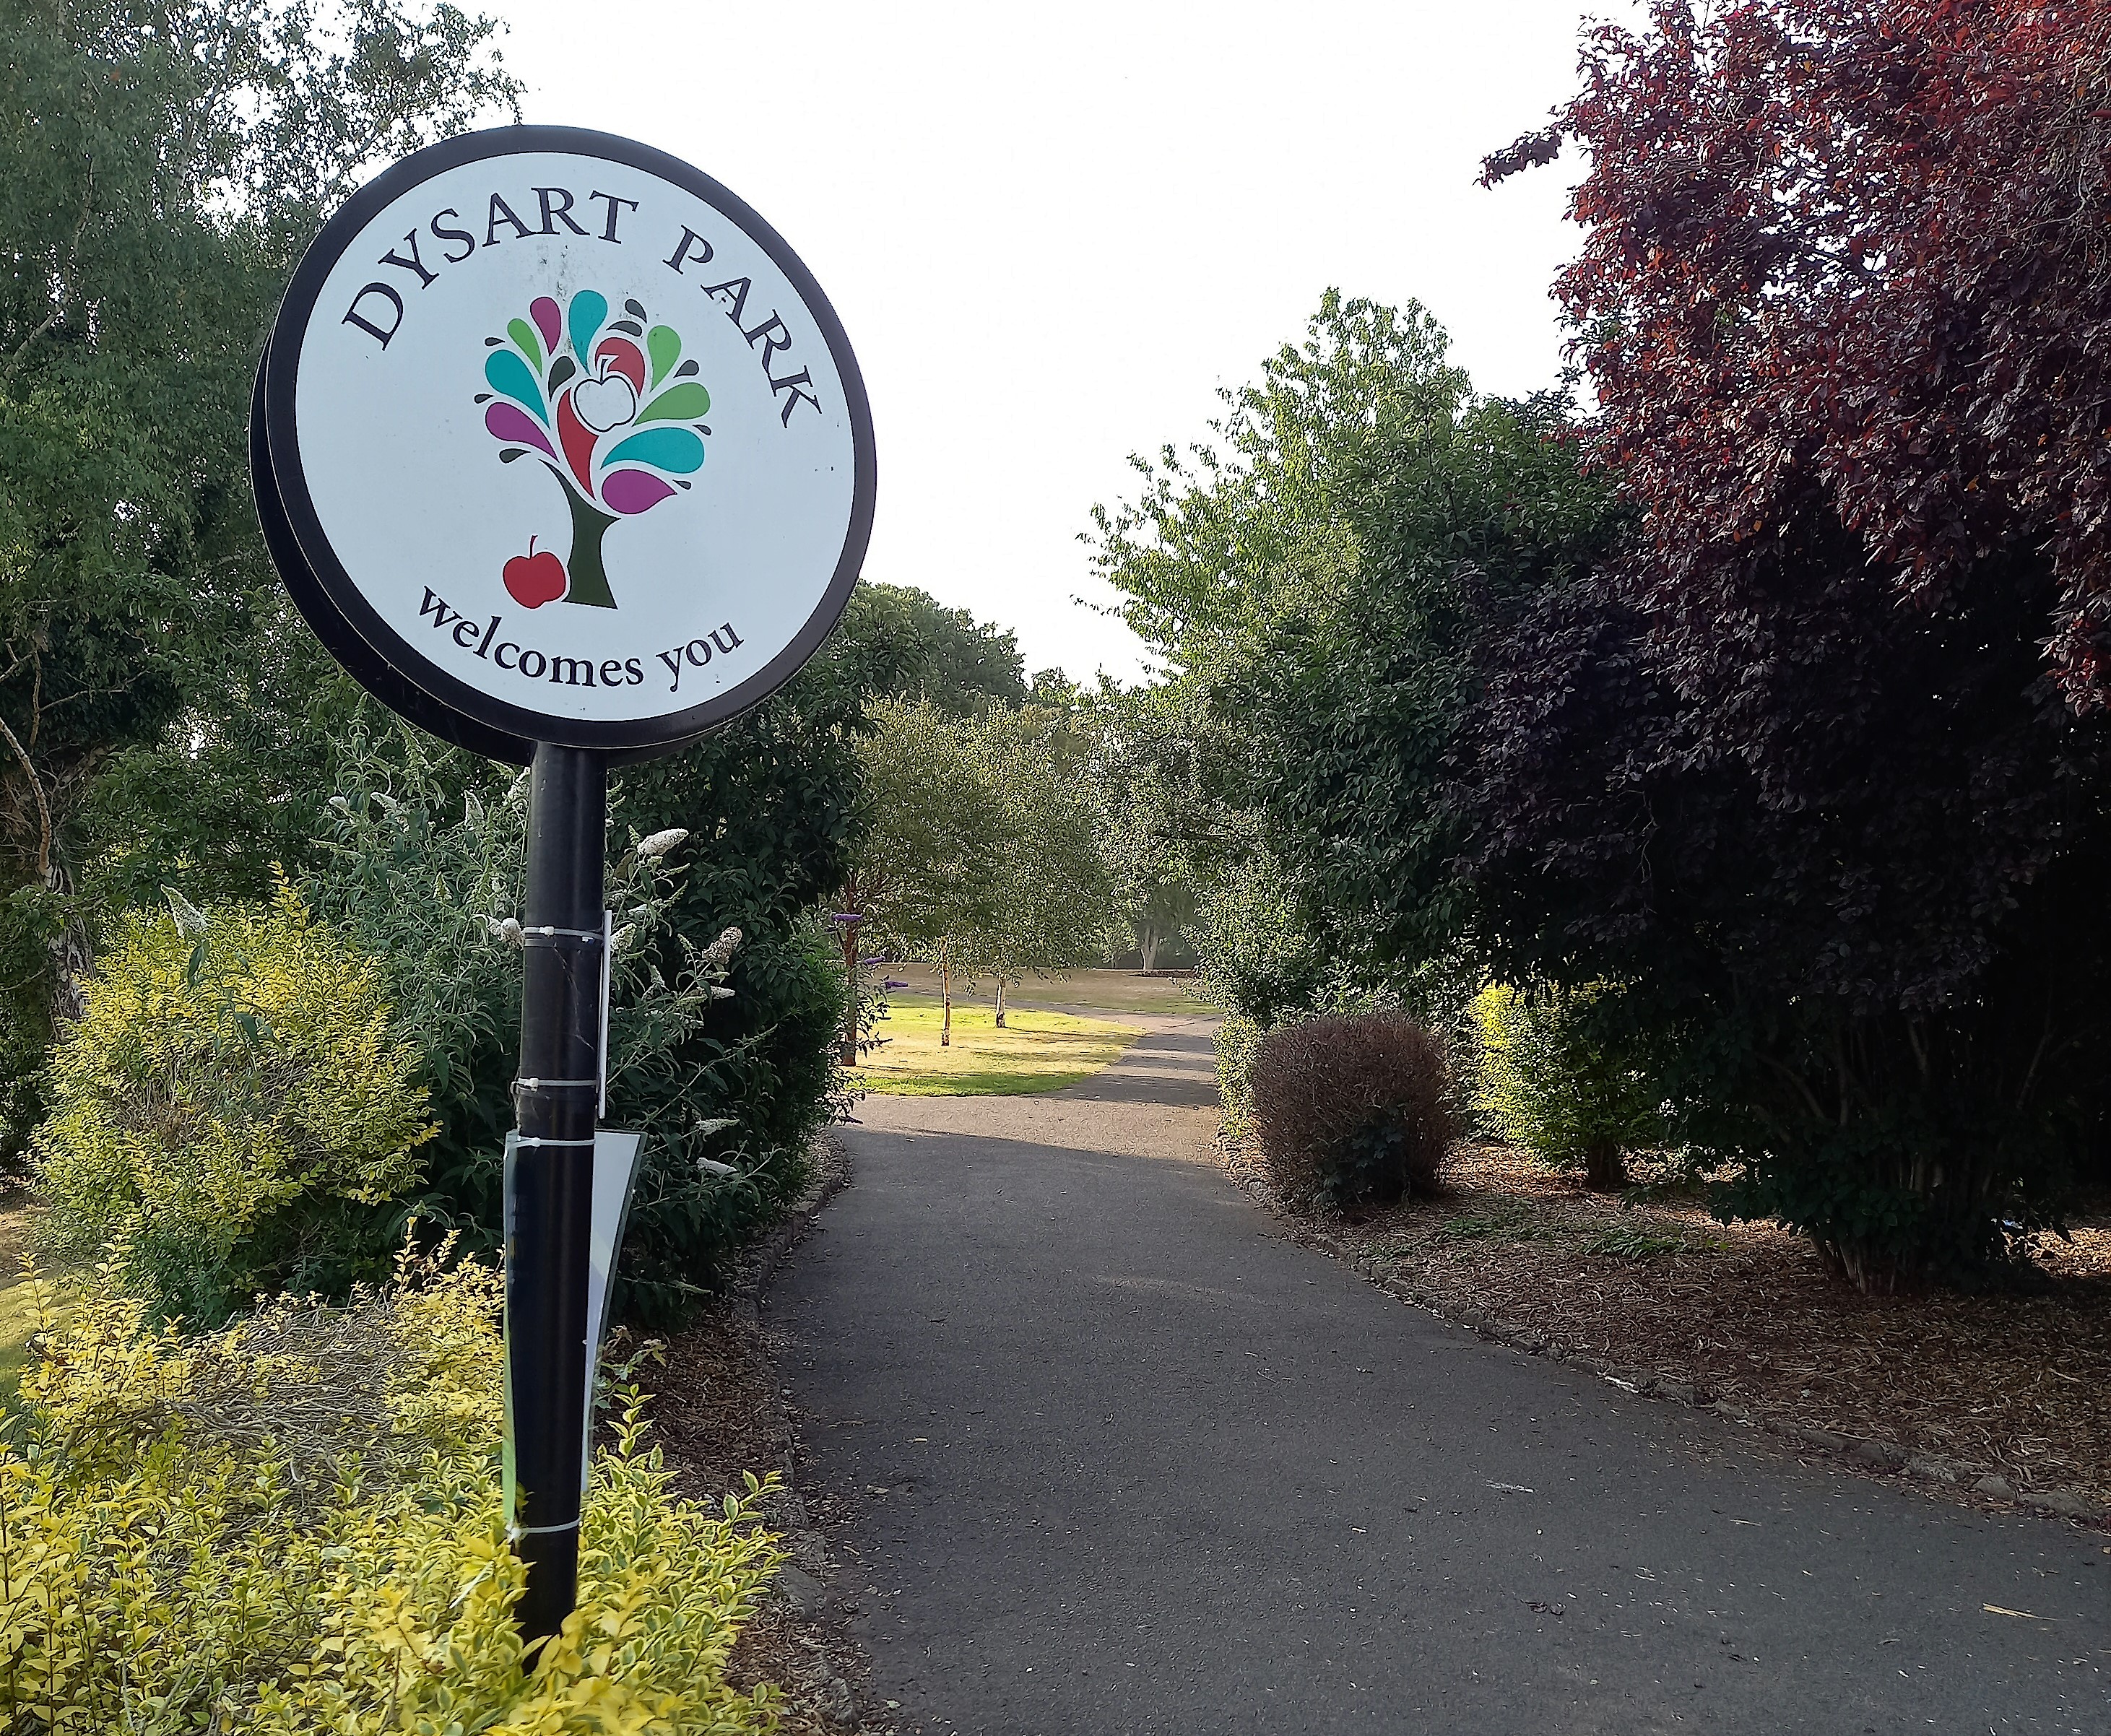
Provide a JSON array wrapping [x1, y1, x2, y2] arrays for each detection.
[[775, 1015, 2109, 1735]]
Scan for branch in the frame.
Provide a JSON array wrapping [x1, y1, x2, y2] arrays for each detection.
[[1, 159, 93, 386], [0, 711, 52, 880]]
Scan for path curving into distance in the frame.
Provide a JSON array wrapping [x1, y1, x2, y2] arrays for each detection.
[[776, 1013, 2106, 1734]]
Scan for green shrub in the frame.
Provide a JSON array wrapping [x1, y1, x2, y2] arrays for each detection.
[[1190, 850, 1326, 1026], [0, 1248, 784, 1732], [32, 881, 432, 1323], [309, 739, 825, 1328], [1472, 984, 1660, 1189], [1249, 1012, 1460, 1211], [1215, 1015, 1265, 1139]]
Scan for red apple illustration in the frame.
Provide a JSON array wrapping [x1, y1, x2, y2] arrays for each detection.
[[503, 536, 567, 609]]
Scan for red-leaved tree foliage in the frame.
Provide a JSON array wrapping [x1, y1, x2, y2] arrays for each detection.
[[1468, 0, 2111, 1289], [1486, 0, 2111, 708]]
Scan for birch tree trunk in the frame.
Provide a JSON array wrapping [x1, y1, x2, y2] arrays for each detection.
[[994, 976, 1006, 1028], [940, 950, 952, 1047]]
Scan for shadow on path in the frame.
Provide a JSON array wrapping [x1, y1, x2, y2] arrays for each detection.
[[779, 1019, 2106, 1734]]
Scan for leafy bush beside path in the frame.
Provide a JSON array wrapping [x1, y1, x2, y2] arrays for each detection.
[[0, 1247, 786, 1732]]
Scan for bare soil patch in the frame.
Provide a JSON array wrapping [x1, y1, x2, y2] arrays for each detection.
[[1225, 1138, 2111, 1525]]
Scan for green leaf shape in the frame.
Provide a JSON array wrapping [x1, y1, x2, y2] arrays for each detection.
[[483, 350, 547, 425], [604, 425, 705, 474], [507, 318, 542, 375], [638, 382, 710, 424], [646, 324, 682, 387]]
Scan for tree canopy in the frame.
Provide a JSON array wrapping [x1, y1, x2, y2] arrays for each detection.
[[0, 0, 518, 1159], [1469, 0, 2111, 1286], [830, 581, 1032, 716]]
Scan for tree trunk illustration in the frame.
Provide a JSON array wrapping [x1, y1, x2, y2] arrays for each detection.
[[561, 481, 620, 609]]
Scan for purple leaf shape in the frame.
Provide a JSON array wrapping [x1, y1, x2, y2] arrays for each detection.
[[486, 402, 556, 461], [530, 295, 562, 355], [603, 469, 677, 516]]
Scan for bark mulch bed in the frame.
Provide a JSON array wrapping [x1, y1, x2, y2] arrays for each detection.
[[631, 1139, 905, 1736], [1224, 1138, 2111, 1528]]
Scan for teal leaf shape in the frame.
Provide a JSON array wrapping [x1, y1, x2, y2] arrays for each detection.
[[568, 290, 608, 365], [484, 350, 547, 424], [603, 425, 704, 474]]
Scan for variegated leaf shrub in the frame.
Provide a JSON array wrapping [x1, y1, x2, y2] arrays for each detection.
[[32, 877, 434, 1324], [0, 1245, 785, 1733]]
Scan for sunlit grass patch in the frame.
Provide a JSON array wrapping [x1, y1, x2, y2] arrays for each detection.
[[0, 1218, 84, 1410], [851, 994, 1143, 1095]]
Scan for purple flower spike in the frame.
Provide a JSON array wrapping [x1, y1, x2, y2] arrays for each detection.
[[602, 469, 677, 516], [486, 402, 556, 461]]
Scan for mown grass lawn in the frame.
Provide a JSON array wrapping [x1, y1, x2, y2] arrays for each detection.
[[850, 994, 1143, 1095]]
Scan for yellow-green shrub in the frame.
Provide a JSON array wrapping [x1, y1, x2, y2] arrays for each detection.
[[1215, 1015, 1265, 1140], [0, 1249, 785, 1734], [33, 880, 433, 1322], [1472, 982, 1660, 1189]]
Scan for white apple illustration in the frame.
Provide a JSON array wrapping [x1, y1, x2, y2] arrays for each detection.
[[573, 365, 638, 435]]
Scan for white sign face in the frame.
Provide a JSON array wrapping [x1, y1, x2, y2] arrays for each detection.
[[261, 127, 875, 752]]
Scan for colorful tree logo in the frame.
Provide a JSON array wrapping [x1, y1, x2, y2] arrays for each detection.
[[479, 291, 711, 609]]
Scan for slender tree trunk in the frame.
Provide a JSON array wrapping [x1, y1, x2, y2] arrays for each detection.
[[1138, 924, 1160, 973], [44, 856, 88, 1025], [994, 976, 1006, 1028], [940, 951, 952, 1047], [1584, 1139, 1628, 1192], [838, 915, 859, 1067]]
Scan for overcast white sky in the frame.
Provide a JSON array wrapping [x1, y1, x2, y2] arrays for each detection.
[[494, 1, 1637, 683]]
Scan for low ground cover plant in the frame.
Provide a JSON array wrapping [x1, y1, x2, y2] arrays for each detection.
[[0, 1244, 785, 1732], [1249, 1012, 1460, 1212]]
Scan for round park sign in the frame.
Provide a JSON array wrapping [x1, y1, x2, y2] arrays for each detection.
[[255, 125, 875, 757]]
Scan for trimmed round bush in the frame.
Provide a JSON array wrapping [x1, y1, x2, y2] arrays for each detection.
[[1249, 1012, 1460, 1212]]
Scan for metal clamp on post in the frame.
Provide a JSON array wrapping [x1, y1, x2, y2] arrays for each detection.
[[520, 924, 605, 949]]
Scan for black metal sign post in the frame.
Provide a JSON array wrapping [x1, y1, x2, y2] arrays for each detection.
[[252, 123, 875, 1644], [509, 745, 607, 1636]]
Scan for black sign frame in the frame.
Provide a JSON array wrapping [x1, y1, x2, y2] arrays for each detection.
[[256, 123, 876, 755]]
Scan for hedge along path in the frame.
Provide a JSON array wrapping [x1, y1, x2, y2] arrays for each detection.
[[779, 1011, 2106, 1736]]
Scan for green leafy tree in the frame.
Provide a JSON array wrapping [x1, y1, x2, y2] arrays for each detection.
[[963, 705, 1112, 1024], [0, 0, 517, 1164], [852, 698, 1009, 1046], [1091, 293, 1614, 1011], [831, 581, 1031, 716], [1087, 680, 1239, 972]]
